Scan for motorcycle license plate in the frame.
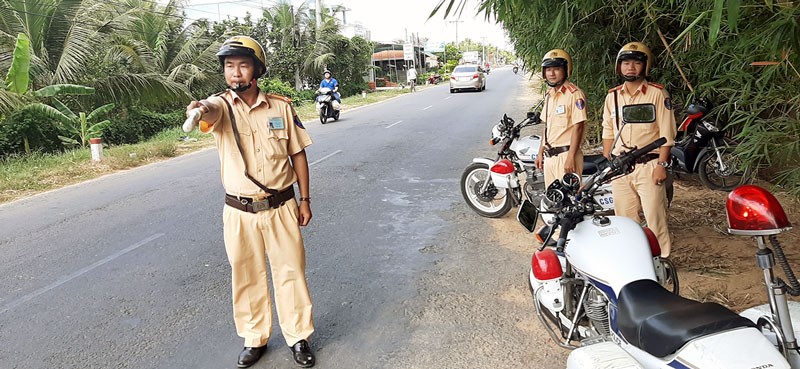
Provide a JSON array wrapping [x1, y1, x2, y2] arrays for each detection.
[[594, 193, 614, 209]]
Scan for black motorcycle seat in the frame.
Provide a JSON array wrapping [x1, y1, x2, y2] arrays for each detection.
[[582, 154, 607, 176], [617, 279, 755, 358]]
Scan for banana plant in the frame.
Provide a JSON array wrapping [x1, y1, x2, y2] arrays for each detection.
[[27, 101, 115, 149]]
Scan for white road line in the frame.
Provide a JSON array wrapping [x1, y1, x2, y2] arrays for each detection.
[[422, 105, 433, 110], [385, 120, 403, 129], [309, 150, 342, 167], [445, 96, 453, 100], [0, 233, 165, 315]]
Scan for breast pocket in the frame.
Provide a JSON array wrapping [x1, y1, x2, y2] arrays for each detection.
[[548, 115, 569, 133], [264, 129, 289, 160]]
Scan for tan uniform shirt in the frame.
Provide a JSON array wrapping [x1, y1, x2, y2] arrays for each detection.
[[602, 82, 676, 155], [544, 81, 587, 147], [200, 90, 313, 197]]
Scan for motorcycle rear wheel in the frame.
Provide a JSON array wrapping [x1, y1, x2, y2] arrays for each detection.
[[698, 143, 750, 191], [333, 109, 340, 121], [460, 162, 513, 218]]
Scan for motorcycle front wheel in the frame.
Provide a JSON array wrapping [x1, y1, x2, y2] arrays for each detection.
[[698, 143, 751, 191], [460, 162, 513, 218], [320, 106, 328, 124]]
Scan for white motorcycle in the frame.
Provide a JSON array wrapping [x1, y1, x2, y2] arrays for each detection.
[[460, 104, 614, 218], [316, 87, 340, 124], [516, 103, 793, 369]]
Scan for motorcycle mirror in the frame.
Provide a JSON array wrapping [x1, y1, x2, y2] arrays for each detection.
[[516, 200, 540, 233], [621, 103, 656, 124]]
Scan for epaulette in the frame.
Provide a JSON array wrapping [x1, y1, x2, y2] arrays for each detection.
[[566, 84, 578, 93], [647, 82, 664, 89], [267, 93, 292, 103], [607, 85, 623, 93]]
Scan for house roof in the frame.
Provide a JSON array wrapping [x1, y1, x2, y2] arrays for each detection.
[[372, 50, 404, 61]]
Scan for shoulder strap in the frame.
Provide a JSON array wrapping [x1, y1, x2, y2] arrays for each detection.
[[613, 89, 620, 131], [543, 93, 551, 149], [221, 96, 279, 196]]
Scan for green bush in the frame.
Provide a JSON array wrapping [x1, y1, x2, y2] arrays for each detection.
[[0, 109, 63, 157], [103, 107, 184, 145], [259, 78, 315, 105]]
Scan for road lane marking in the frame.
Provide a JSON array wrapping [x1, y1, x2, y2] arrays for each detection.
[[422, 105, 433, 110], [445, 96, 453, 100], [0, 233, 165, 315], [309, 150, 342, 167], [385, 120, 403, 129]]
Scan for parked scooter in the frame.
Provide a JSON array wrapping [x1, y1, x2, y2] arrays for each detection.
[[427, 74, 442, 84], [517, 103, 790, 369], [316, 87, 340, 124], [669, 98, 751, 191], [460, 101, 614, 218]]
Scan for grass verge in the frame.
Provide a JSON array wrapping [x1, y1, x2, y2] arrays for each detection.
[[0, 88, 414, 204]]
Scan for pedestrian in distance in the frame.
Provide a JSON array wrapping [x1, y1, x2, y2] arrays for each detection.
[[535, 49, 588, 188], [406, 65, 418, 92], [601, 41, 677, 257], [185, 35, 316, 368]]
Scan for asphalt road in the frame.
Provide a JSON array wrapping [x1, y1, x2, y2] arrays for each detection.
[[0, 68, 563, 369]]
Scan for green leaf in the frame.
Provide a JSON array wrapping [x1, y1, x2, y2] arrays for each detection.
[[33, 84, 95, 97], [727, 0, 741, 31], [50, 98, 77, 121], [86, 103, 115, 123], [671, 11, 707, 47], [5, 33, 31, 94], [23, 103, 74, 125], [709, 0, 724, 45]]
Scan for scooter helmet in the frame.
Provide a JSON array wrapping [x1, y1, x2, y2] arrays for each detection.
[[616, 42, 653, 81], [216, 35, 267, 79], [541, 49, 572, 87], [323, 69, 331, 77]]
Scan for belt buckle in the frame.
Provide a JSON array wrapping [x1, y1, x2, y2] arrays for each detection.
[[251, 200, 269, 212]]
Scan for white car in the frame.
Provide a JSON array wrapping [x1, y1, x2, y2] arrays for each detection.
[[449, 64, 487, 93]]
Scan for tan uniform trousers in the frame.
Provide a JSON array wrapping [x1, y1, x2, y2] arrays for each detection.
[[611, 161, 673, 257], [222, 199, 314, 348], [543, 151, 584, 188]]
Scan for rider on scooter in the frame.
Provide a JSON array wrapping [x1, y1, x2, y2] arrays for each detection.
[[320, 69, 341, 104], [535, 49, 588, 187]]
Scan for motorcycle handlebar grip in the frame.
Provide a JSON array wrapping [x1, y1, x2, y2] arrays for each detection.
[[556, 217, 572, 248], [631, 137, 667, 158], [183, 108, 202, 133]]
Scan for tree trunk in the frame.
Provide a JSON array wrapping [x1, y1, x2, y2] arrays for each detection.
[[294, 67, 302, 91]]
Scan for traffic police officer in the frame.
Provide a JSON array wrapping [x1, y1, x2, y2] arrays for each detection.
[[185, 35, 316, 368], [535, 49, 588, 187], [601, 41, 676, 257]]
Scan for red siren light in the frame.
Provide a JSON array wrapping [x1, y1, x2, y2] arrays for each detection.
[[532, 248, 563, 281], [726, 185, 792, 236]]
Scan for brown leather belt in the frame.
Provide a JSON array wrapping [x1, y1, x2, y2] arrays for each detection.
[[225, 187, 295, 213], [544, 145, 570, 158], [636, 153, 661, 164]]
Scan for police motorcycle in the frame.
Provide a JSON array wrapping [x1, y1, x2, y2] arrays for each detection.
[[516, 103, 791, 369], [460, 101, 614, 218], [315, 87, 340, 124], [669, 98, 751, 191]]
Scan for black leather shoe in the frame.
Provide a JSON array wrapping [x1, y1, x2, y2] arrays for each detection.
[[289, 340, 315, 368], [237, 346, 267, 368]]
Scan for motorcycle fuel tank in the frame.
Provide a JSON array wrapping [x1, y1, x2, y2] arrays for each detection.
[[564, 216, 657, 300], [510, 135, 541, 164]]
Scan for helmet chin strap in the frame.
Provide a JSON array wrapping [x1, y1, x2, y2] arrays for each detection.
[[622, 75, 644, 82], [545, 79, 565, 88]]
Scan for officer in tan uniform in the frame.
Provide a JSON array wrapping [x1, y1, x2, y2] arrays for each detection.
[[602, 42, 676, 257], [535, 49, 587, 187], [185, 36, 316, 368]]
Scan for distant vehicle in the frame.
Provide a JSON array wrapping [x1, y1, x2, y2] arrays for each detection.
[[449, 64, 487, 93], [462, 51, 480, 64]]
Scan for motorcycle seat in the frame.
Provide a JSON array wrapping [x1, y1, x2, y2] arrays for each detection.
[[617, 279, 755, 358], [582, 154, 607, 176]]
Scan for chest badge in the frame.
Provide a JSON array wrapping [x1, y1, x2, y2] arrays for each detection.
[[555, 105, 566, 115], [269, 117, 285, 130]]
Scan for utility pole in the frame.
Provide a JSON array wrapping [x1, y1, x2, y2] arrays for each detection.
[[448, 20, 463, 51], [315, 0, 322, 29], [481, 37, 487, 66]]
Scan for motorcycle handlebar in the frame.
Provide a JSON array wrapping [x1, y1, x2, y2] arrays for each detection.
[[631, 137, 667, 158]]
